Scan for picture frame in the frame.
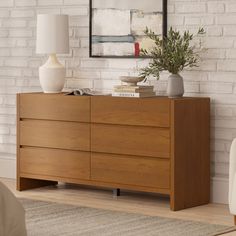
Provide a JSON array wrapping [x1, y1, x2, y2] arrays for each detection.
[[89, 0, 167, 58]]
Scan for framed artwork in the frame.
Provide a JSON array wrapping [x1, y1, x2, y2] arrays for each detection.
[[89, 0, 167, 58]]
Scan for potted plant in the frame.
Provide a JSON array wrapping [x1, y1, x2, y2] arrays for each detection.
[[140, 27, 205, 97]]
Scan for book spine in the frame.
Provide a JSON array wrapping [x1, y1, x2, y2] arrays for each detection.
[[112, 92, 140, 97], [113, 88, 153, 93], [114, 86, 154, 90]]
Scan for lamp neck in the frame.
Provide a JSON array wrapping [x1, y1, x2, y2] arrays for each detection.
[[49, 53, 59, 64], [44, 54, 64, 68]]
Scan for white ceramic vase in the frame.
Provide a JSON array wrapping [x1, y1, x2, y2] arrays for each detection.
[[167, 74, 184, 98]]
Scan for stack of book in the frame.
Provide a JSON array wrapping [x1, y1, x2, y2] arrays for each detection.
[[112, 85, 155, 97]]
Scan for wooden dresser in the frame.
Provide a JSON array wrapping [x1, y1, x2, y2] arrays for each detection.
[[17, 93, 210, 211]]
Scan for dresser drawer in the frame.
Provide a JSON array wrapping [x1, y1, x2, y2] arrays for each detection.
[[20, 120, 90, 151], [19, 93, 90, 122], [91, 153, 170, 189], [91, 96, 170, 127], [20, 147, 90, 180], [91, 124, 170, 158]]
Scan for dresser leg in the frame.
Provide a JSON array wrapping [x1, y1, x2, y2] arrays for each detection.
[[234, 216, 236, 225], [113, 188, 120, 197]]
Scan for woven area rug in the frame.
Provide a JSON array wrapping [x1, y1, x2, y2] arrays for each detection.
[[19, 198, 235, 236]]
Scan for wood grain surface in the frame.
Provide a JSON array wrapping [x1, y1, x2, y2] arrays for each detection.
[[91, 123, 170, 158], [91, 152, 170, 189], [19, 93, 90, 122], [20, 147, 90, 180], [20, 119, 90, 151], [17, 94, 210, 211], [91, 96, 170, 127], [170, 98, 210, 211]]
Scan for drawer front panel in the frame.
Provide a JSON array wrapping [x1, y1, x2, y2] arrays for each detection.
[[20, 120, 90, 151], [91, 96, 170, 127], [19, 93, 90, 122], [91, 153, 170, 189], [20, 147, 90, 180], [91, 124, 170, 158]]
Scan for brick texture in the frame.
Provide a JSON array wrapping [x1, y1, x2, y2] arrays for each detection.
[[0, 0, 234, 201]]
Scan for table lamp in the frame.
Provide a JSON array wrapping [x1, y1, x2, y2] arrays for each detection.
[[36, 14, 69, 93]]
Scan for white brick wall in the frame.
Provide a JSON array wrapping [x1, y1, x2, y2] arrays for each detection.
[[0, 0, 235, 203]]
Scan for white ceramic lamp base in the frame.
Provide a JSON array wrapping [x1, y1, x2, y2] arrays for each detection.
[[39, 54, 65, 93]]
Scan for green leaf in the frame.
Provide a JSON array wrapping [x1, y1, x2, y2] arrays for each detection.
[[139, 27, 205, 80]]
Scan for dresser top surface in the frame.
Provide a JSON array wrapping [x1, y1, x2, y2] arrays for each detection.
[[18, 92, 210, 101]]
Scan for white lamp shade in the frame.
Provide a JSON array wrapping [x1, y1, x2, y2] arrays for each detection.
[[36, 14, 69, 54]]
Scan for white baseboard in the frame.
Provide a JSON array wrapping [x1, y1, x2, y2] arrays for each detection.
[[0, 157, 16, 179], [211, 177, 229, 204], [0, 158, 229, 204]]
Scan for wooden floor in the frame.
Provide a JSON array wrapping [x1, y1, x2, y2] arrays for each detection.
[[1, 178, 236, 235]]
